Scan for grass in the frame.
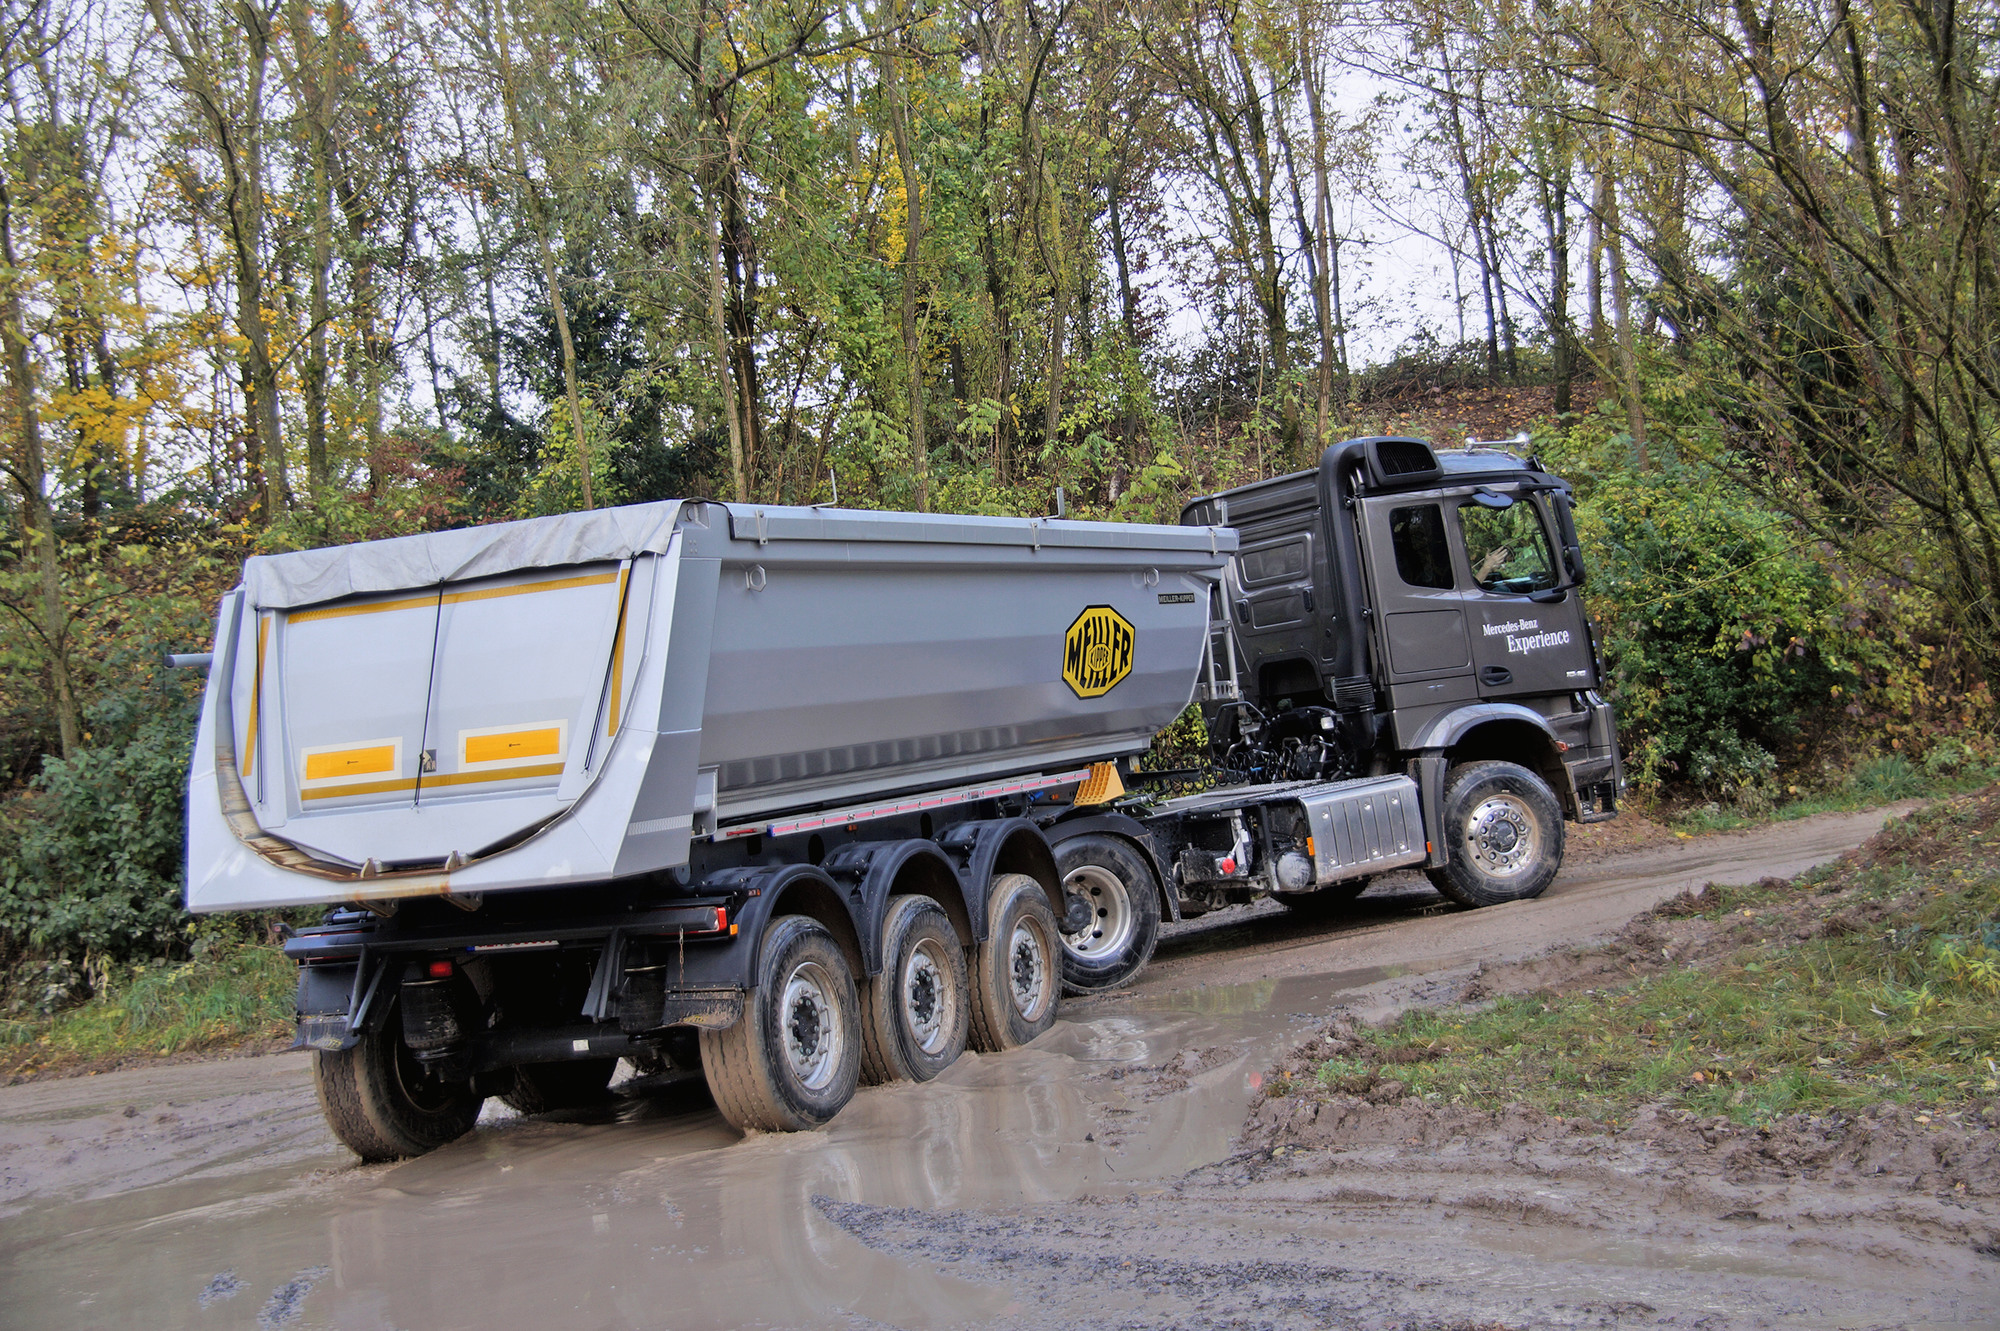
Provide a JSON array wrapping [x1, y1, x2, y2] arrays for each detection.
[[0, 943, 295, 1078], [1659, 752, 1994, 835], [1307, 793, 2000, 1126]]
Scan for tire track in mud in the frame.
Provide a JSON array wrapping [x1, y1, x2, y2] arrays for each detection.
[[1, 798, 1979, 1331]]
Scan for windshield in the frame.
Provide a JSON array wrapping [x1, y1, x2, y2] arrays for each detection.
[[1458, 497, 1560, 594]]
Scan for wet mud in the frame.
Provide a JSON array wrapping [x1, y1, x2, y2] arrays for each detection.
[[2, 799, 1980, 1330]]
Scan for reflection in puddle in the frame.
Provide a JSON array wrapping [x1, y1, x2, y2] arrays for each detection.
[[0, 977, 1332, 1331]]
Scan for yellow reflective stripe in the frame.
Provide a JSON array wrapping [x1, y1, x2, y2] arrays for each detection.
[[243, 614, 270, 778], [305, 744, 399, 782], [464, 728, 562, 765], [441, 571, 617, 607], [608, 566, 632, 734], [299, 762, 565, 801], [288, 592, 438, 624], [425, 762, 565, 788], [301, 776, 418, 800], [285, 570, 619, 625]]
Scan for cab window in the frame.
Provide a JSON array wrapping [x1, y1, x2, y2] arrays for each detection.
[[1458, 498, 1559, 593], [1390, 505, 1454, 589]]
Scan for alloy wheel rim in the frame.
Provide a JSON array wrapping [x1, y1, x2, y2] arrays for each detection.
[[902, 938, 956, 1055], [1462, 792, 1540, 879], [781, 961, 843, 1091], [1060, 864, 1136, 961], [1008, 921, 1050, 1020]]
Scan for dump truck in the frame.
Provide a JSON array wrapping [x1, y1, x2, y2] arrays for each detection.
[[181, 434, 1619, 1159]]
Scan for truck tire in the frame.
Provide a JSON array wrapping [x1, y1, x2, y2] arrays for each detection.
[[699, 915, 861, 1132], [967, 873, 1061, 1053], [1053, 835, 1161, 994], [859, 896, 969, 1085], [1276, 876, 1372, 921], [312, 1002, 484, 1162], [1425, 760, 1565, 907], [500, 1058, 619, 1114]]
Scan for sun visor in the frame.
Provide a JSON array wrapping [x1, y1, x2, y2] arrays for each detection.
[[240, 501, 682, 610]]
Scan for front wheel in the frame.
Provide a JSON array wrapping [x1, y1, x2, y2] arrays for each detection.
[[312, 1000, 485, 1162], [1425, 760, 1565, 907], [967, 873, 1061, 1052], [1053, 834, 1161, 994], [700, 915, 862, 1132]]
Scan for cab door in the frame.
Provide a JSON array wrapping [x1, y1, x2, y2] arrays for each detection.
[[1358, 497, 1477, 718], [1452, 492, 1597, 699]]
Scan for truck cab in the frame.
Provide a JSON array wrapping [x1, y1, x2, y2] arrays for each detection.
[[1177, 435, 1622, 910]]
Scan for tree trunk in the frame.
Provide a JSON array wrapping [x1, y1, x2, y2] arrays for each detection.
[[1538, 150, 1574, 418], [1300, 4, 1339, 432], [494, 0, 592, 509], [149, 0, 289, 523], [1600, 172, 1648, 464], [882, 36, 929, 511], [1441, 61, 1499, 375], [0, 174, 80, 758], [303, 112, 331, 496], [705, 187, 747, 502]]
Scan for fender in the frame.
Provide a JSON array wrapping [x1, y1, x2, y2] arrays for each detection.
[[657, 862, 854, 992], [820, 839, 972, 973], [933, 817, 1062, 939], [1409, 703, 1571, 867], [1406, 701, 1559, 751], [1042, 809, 1180, 923]]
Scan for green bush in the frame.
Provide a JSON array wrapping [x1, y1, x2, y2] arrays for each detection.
[[0, 712, 195, 982], [1574, 461, 1850, 796]]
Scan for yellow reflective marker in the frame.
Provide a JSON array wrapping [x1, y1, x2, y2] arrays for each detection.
[[464, 727, 563, 766], [305, 745, 398, 782]]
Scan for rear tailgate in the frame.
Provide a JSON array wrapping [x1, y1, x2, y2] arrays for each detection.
[[267, 562, 636, 867]]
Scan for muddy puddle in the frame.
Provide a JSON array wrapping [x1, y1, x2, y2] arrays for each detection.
[[0, 966, 1351, 1330], [2, 800, 1984, 1330]]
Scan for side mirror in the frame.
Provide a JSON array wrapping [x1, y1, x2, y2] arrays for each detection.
[[1562, 543, 1588, 587]]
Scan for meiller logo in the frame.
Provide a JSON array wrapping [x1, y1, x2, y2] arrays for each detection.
[[1483, 616, 1571, 655], [1063, 606, 1135, 697]]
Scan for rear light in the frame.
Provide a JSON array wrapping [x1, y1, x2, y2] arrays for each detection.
[[427, 959, 454, 979], [1218, 855, 1237, 875], [711, 906, 728, 933]]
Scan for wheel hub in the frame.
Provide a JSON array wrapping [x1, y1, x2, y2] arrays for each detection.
[[902, 941, 953, 1054], [781, 962, 842, 1090], [1060, 864, 1135, 960], [1464, 794, 1539, 878], [1009, 922, 1048, 1018]]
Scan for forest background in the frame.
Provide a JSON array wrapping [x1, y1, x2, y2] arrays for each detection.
[[1, 0, 1996, 1043]]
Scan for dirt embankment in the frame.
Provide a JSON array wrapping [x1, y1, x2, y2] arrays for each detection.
[[1216, 795, 2000, 1325]]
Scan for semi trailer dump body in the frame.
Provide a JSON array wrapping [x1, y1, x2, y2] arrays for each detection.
[[182, 435, 1621, 1159], [187, 500, 1228, 911]]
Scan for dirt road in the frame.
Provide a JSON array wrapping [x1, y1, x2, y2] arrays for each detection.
[[4, 801, 1986, 1330]]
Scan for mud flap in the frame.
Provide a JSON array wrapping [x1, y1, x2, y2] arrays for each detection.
[[1416, 751, 1449, 868], [289, 955, 387, 1052]]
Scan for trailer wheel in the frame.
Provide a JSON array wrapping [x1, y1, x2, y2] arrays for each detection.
[[1425, 760, 1565, 907], [1053, 835, 1161, 994], [699, 915, 861, 1132], [499, 1058, 619, 1114], [312, 1001, 484, 1162], [967, 873, 1061, 1052], [1276, 876, 1372, 921], [860, 896, 969, 1085]]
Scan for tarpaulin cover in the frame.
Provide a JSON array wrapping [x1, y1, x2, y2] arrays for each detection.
[[239, 501, 682, 610]]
